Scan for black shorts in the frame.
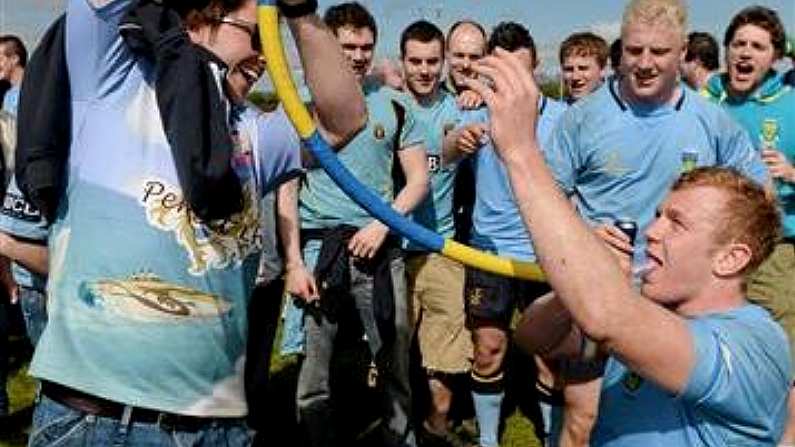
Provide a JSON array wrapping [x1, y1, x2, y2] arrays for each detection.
[[464, 267, 550, 330]]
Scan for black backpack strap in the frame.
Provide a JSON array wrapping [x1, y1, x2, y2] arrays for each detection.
[[390, 99, 407, 195]]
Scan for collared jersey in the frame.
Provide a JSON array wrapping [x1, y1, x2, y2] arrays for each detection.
[[404, 87, 463, 250], [30, 0, 301, 417], [462, 96, 567, 260], [545, 77, 767, 261], [593, 304, 790, 446], [703, 72, 795, 238], [299, 83, 425, 230], [0, 176, 47, 290]]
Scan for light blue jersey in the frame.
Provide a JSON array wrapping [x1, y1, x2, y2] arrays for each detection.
[[404, 87, 462, 250], [462, 96, 566, 260], [299, 83, 425, 229], [0, 176, 47, 290], [546, 77, 767, 261], [0, 86, 47, 291], [30, 0, 301, 417], [703, 72, 795, 238], [593, 304, 790, 446], [1, 85, 19, 116]]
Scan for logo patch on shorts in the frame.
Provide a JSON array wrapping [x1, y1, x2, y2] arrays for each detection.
[[467, 287, 484, 307], [374, 123, 386, 140]]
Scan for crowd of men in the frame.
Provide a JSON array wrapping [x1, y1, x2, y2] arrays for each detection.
[[0, 0, 793, 446]]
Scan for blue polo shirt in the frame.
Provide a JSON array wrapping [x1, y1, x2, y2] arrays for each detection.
[[299, 83, 425, 230], [0, 176, 47, 290], [593, 304, 790, 446], [404, 87, 463, 250], [545, 77, 767, 263], [461, 96, 567, 261]]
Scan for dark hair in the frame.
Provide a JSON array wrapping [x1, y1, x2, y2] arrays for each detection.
[[182, 0, 249, 30], [323, 2, 378, 43], [446, 20, 487, 47], [610, 38, 622, 70], [488, 22, 535, 63], [684, 32, 719, 70], [400, 20, 444, 58], [724, 6, 786, 58], [0, 35, 27, 68], [559, 32, 608, 68]]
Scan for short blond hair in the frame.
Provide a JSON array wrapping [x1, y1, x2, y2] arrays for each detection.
[[622, 0, 688, 40]]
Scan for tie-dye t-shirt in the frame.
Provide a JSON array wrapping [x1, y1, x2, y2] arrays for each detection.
[[29, 0, 301, 417]]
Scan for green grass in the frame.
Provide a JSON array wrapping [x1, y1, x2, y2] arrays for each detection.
[[1, 337, 37, 447]]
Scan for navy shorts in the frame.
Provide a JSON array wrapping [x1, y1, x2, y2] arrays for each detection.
[[464, 267, 550, 330]]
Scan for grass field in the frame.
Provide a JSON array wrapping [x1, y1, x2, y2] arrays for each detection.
[[1, 319, 542, 447]]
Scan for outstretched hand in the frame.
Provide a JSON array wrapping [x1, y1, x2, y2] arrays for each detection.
[[462, 48, 541, 163]]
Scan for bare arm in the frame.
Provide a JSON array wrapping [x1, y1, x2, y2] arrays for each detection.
[[347, 145, 429, 259], [276, 178, 318, 302], [468, 50, 694, 394], [0, 256, 17, 302], [286, 15, 366, 147], [391, 145, 430, 216], [0, 233, 48, 276]]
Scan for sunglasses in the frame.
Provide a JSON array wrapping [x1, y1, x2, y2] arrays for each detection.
[[218, 16, 261, 51]]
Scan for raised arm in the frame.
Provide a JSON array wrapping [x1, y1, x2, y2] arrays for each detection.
[[465, 49, 695, 394], [285, 11, 366, 147]]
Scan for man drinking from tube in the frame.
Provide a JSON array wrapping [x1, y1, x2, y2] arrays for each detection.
[[293, 3, 428, 446], [466, 40, 790, 446], [17, 0, 365, 444], [395, 19, 473, 447], [443, 22, 567, 447], [531, 0, 770, 444]]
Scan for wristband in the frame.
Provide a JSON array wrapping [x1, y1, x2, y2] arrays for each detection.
[[276, 0, 318, 19]]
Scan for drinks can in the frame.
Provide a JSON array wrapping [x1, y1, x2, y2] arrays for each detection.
[[614, 219, 637, 245]]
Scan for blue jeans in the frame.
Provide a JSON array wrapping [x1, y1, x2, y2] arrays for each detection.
[[295, 240, 415, 447], [19, 287, 47, 346], [28, 395, 252, 447]]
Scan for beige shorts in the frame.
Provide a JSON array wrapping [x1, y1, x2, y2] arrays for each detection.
[[407, 253, 473, 373], [747, 241, 795, 378]]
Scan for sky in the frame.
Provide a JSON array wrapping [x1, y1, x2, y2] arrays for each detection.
[[2, 0, 793, 79]]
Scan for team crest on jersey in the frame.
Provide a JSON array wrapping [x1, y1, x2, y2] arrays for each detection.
[[680, 151, 699, 173], [140, 178, 262, 276], [760, 118, 780, 148], [428, 155, 441, 173], [621, 371, 644, 394], [374, 123, 386, 140], [598, 151, 630, 177]]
